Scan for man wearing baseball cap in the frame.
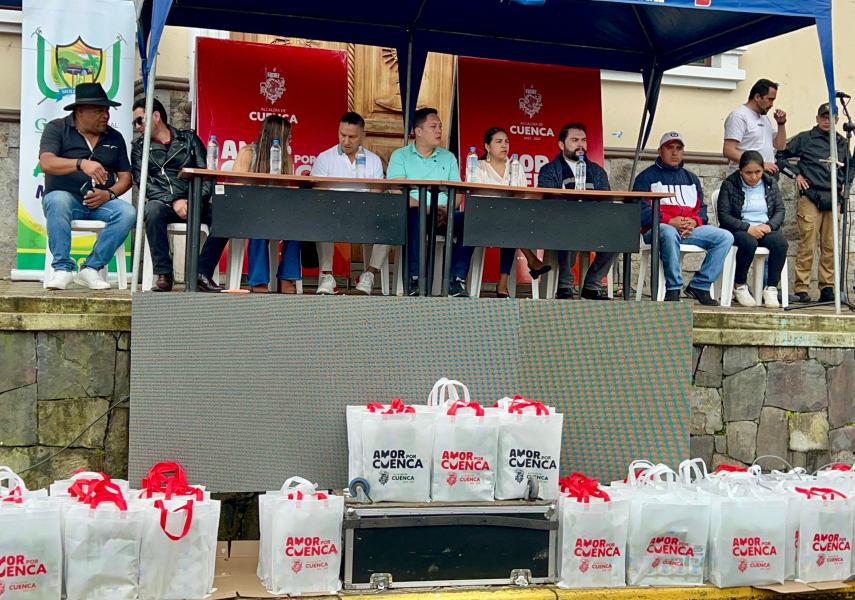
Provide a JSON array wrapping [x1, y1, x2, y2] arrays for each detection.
[[777, 102, 855, 303], [632, 131, 734, 305], [39, 82, 135, 290]]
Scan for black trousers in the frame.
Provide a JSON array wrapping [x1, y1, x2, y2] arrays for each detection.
[[732, 229, 788, 287], [144, 200, 227, 278]]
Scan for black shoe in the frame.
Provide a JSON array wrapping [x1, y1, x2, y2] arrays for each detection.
[[790, 292, 811, 303], [408, 276, 419, 296], [556, 287, 574, 300], [449, 277, 467, 297], [819, 287, 834, 302], [528, 265, 552, 280], [684, 285, 719, 306], [580, 288, 612, 300], [197, 274, 224, 292], [665, 289, 681, 302], [496, 291, 509, 298]]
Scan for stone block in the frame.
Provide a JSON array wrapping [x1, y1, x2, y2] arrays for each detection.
[[712, 453, 749, 471], [695, 346, 723, 388], [828, 359, 855, 429], [104, 407, 129, 479], [114, 351, 130, 401], [788, 451, 807, 470], [690, 386, 723, 435], [38, 398, 111, 448], [0, 446, 104, 491], [682, 252, 703, 273], [693, 345, 702, 376], [699, 164, 727, 178], [726, 421, 758, 465], [832, 450, 855, 465], [810, 348, 855, 367], [0, 332, 37, 394], [0, 384, 37, 446], [758, 347, 808, 362], [788, 411, 829, 452], [722, 364, 766, 421], [117, 333, 131, 351], [830, 426, 855, 454], [37, 332, 116, 400], [756, 407, 789, 461], [690, 435, 714, 468], [765, 360, 828, 412], [723, 347, 759, 376], [715, 435, 727, 454]]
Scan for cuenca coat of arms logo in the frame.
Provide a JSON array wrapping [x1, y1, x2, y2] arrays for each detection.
[[260, 68, 285, 104], [519, 86, 543, 118]]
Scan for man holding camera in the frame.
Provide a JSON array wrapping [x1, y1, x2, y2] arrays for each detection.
[[777, 103, 855, 303]]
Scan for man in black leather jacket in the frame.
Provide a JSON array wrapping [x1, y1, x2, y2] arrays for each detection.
[[131, 98, 225, 292]]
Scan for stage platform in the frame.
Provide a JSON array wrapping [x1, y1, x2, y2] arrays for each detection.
[[3, 280, 854, 348]]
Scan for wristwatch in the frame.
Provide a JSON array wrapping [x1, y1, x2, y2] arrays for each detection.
[[108, 190, 118, 201]]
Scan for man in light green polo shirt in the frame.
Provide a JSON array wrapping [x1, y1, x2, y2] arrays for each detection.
[[387, 107, 473, 296]]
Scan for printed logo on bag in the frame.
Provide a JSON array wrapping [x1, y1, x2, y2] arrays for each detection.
[[732, 537, 778, 557], [817, 554, 826, 567], [508, 449, 556, 472], [284, 537, 339, 557], [574, 538, 621, 558], [379, 471, 390, 486], [514, 469, 525, 484], [738, 559, 748, 573], [0, 580, 5, 597], [0, 555, 48, 578], [578, 559, 590, 573], [446, 472, 457, 486], [372, 450, 424, 469], [291, 560, 303, 574], [647, 537, 695, 557], [440, 451, 490, 471], [812, 533, 850, 553]]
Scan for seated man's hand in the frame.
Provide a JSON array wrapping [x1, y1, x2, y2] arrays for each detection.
[[681, 217, 697, 237], [436, 205, 448, 226], [759, 223, 772, 234], [667, 217, 684, 229], [173, 198, 188, 219], [83, 188, 111, 209]]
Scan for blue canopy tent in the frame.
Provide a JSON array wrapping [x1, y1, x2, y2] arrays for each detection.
[[134, 0, 842, 309]]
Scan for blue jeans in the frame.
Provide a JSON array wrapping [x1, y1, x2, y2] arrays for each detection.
[[408, 207, 475, 281], [42, 190, 136, 272], [643, 224, 734, 291], [247, 239, 302, 285]]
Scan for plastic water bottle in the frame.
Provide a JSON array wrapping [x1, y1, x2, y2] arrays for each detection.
[[206, 136, 219, 171], [509, 154, 521, 186], [355, 147, 366, 178], [574, 155, 587, 190], [466, 147, 479, 182], [270, 139, 282, 175]]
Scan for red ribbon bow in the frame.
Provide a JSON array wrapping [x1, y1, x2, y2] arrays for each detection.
[[559, 473, 611, 503]]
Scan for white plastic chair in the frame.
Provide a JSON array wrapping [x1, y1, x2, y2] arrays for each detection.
[[141, 223, 220, 291], [43, 220, 127, 289], [226, 240, 303, 294], [718, 248, 789, 308], [392, 239, 482, 296], [468, 247, 520, 298], [636, 236, 713, 301]]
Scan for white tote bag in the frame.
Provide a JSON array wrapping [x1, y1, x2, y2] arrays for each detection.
[[0, 500, 62, 600], [626, 467, 711, 586], [496, 398, 563, 500], [707, 487, 787, 587], [138, 498, 220, 600], [0, 466, 47, 502], [258, 477, 318, 589], [63, 483, 144, 600], [557, 485, 629, 588], [431, 401, 498, 502], [268, 489, 344, 595], [795, 487, 854, 583], [361, 400, 434, 502]]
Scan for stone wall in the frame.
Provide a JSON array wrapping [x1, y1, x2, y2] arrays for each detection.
[[689, 344, 855, 472], [0, 330, 129, 488]]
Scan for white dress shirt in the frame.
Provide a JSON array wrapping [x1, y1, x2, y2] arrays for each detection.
[[310, 144, 384, 186]]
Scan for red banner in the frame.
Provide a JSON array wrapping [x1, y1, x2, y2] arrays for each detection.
[[457, 58, 604, 285], [195, 38, 350, 277]]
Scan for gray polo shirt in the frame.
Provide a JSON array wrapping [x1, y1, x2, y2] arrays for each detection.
[[39, 113, 131, 198]]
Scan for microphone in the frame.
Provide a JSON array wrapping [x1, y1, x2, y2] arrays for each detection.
[[836, 91, 851, 100]]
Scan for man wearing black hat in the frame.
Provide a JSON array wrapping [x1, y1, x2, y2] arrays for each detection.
[[39, 82, 136, 290], [777, 103, 855, 303]]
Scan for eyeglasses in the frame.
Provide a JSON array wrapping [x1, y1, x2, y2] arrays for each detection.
[[132, 117, 145, 126]]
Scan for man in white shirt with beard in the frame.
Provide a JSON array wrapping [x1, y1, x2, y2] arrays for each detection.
[[310, 112, 385, 294]]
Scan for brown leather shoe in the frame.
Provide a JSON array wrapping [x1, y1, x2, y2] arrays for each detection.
[[250, 284, 269, 293], [197, 275, 224, 293], [152, 273, 174, 292]]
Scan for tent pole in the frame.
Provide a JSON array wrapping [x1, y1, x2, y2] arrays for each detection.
[[830, 116, 842, 313], [130, 55, 158, 294], [629, 69, 656, 190], [402, 35, 413, 144]]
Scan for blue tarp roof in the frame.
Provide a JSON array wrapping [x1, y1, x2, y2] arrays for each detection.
[[139, 0, 835, 146]]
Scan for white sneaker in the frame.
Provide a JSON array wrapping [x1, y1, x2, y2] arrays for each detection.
[[355, 271, 374, 295], [763, 286, 780, 308], [73, 267, 111, 290], [316, 273, 337, 295], [45, 270, 74, 290], [733, 285, 757, 307]]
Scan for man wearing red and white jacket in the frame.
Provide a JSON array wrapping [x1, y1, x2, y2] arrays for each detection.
[[633, 132, 734, 305]]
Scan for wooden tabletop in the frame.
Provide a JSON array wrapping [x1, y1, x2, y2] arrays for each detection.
[[180, 168, 674, 201]]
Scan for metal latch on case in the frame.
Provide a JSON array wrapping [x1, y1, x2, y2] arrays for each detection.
[[370, 573, 392, 590], [511, 569, 532, 587]]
